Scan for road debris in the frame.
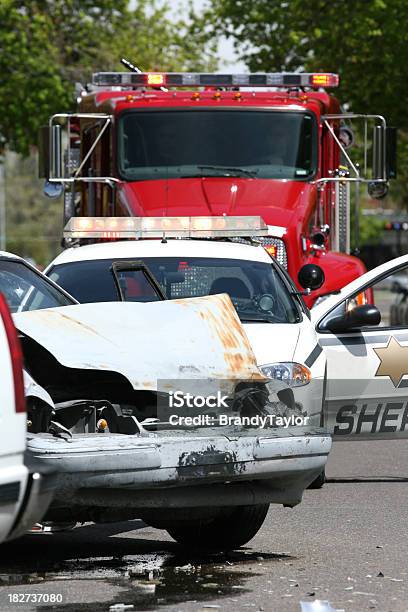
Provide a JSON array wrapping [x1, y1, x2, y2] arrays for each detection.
[[300, 601, 345, 612]]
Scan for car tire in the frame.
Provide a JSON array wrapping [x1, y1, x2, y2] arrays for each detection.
[[166, 504, 269, 551], [308, 468, 326, 489]]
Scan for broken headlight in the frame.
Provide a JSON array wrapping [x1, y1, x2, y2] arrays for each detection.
[[260, 362, 311, 387]]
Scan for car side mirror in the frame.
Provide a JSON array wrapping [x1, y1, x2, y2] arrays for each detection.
[[298, 264, 325, 291], [324, 304, 381, 333]]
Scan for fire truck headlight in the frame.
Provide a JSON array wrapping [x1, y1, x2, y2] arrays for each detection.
[[260, 362, 311, 387]]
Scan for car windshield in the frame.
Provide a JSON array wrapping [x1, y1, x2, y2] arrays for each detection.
[[49, 257, 300, 323], [0, 259, 74, 313], [118, 110, 317, 181]]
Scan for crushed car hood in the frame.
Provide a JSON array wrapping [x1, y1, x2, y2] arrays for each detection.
[[13, 294, 265, 392]]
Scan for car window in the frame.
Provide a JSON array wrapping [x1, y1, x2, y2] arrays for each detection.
[[319, 263, 408, 331], [371, 267, 408, 327], [49, 256, 301, 323], [0, 260, 74, 313], [113, 268, 163, 302]]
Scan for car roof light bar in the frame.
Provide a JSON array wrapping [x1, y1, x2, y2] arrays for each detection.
[[92, 72, 339, 89], [64, 216, 269, 239]]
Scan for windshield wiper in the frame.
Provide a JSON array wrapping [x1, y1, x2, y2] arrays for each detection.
[[239, 317, 273, 323], [196, 165, 258, 178]]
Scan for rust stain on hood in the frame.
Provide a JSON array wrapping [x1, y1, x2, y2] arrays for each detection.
[[193, 293, 265, 381]]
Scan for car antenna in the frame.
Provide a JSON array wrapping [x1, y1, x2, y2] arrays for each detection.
[[120, 58, 168, 91], [120, 57, 141, 73]]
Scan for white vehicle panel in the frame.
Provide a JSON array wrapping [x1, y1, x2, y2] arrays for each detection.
[[0, 321, 18, 454], [244, 322, 300, 364], [0, 303, 28, 543], [313, 255, 408, 439], [46, 238, 274, 268]]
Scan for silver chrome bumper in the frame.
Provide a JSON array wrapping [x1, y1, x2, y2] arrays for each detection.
[[27, 431, 331, 508], [7, 469, 56, 541]]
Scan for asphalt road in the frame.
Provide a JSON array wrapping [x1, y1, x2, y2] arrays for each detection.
[[0, 439, 407, 612]]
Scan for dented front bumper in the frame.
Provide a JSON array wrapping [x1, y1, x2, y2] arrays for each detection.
[[27, 429, 331, 508]]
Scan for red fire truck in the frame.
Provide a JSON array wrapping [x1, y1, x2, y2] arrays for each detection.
[[39, 66, 397, 304]]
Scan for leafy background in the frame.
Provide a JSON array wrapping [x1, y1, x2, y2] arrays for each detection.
[[1, 0, 407, 264]]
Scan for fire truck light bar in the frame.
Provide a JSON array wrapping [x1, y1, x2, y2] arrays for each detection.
[[64, 216, 269, 239], [92, 72, 339, 89]]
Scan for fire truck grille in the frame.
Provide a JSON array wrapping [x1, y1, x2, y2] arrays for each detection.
[[232, 236, 288, 269]]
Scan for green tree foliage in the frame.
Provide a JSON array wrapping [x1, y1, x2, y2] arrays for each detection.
[[0, 1, 217, 264], [4, 152, 61, 265], [195, 0, 408, 123], [0, 0, 217, 155], [193, 0, 408, 206]]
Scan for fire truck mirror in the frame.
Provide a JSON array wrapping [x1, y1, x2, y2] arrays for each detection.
[[386, 126, 398, 179], [43, 180, 63, 199], [38, 124, 62, 180], [367, 181, 388, 200], [339, 126, 354, 149], [298, 264, 325, 291], [51, 124, 62, 179], [372, 125, 386, 181]]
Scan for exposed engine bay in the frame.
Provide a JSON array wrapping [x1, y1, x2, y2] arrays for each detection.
[[22, 332, 161, 436], [20, 334, 304, 440]]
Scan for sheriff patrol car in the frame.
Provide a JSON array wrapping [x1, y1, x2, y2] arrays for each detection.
[[46, 215, 408, 445], [46, 216, 328, 438], [312, 253, 408, 440]]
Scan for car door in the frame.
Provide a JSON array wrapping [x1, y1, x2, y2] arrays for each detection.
[[0, 293, 27, 543], [313, 256, 408, 439]]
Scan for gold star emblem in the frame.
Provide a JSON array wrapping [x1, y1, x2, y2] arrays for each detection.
[[374, 336, 408, 387]]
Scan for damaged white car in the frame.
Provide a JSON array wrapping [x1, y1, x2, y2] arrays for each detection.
[[0, 251, 331, 551]]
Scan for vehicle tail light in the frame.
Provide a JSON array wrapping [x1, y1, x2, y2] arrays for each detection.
[[0, 293, 25, 413]]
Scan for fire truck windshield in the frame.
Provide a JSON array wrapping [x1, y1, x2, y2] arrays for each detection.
[[117, 110, 317, 182]]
